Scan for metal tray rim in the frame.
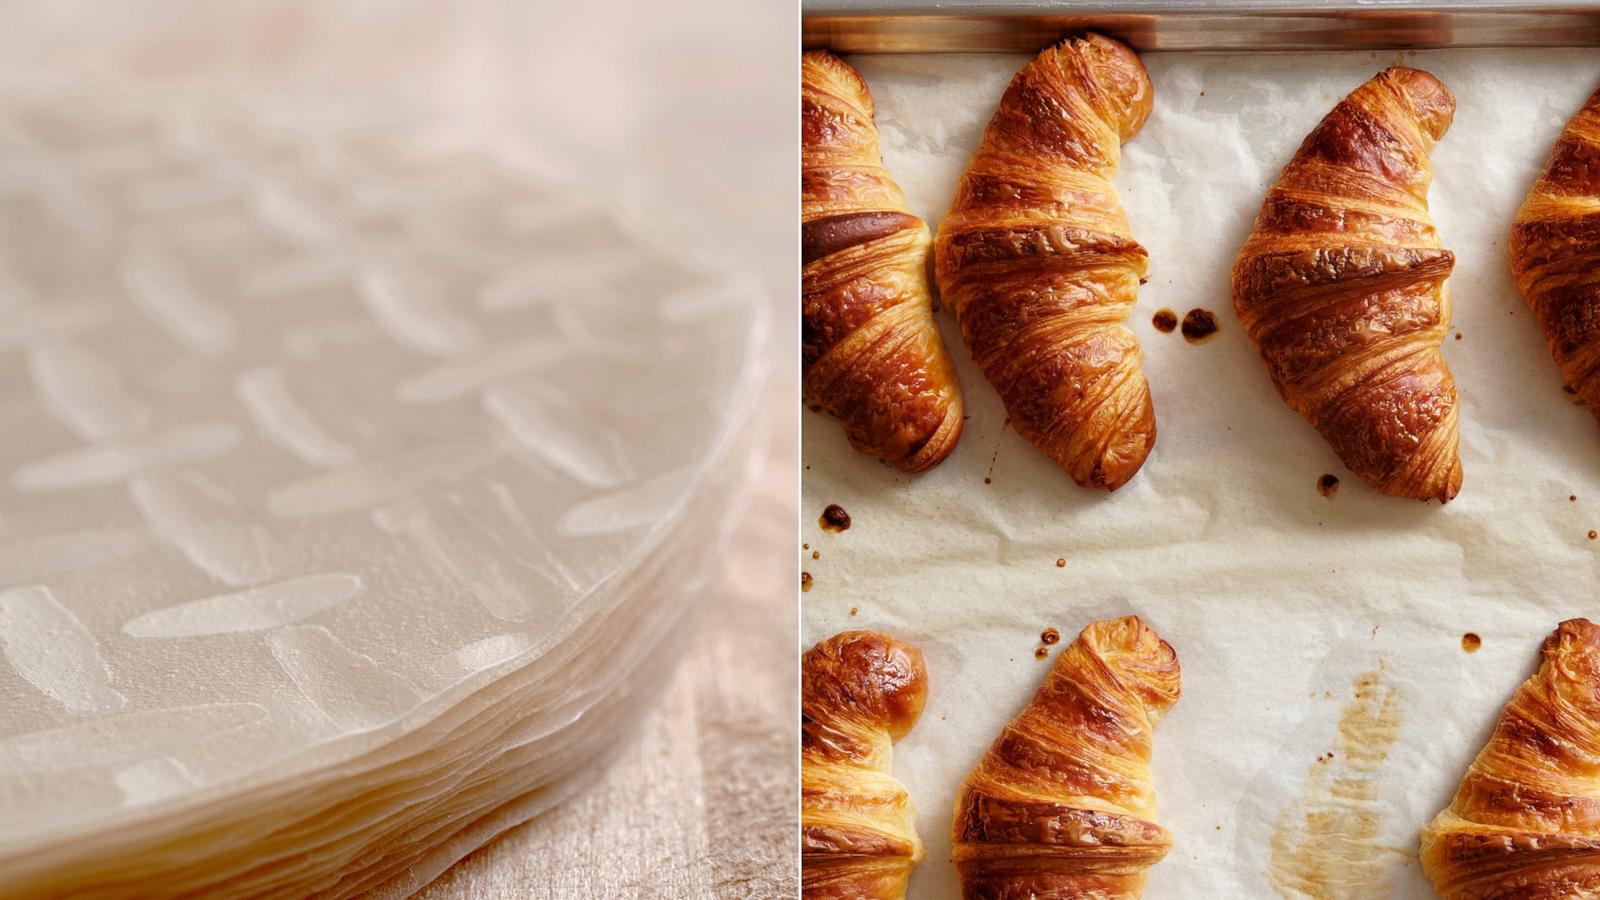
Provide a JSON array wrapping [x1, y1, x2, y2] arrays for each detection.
[[803, 1, 1600, 52]]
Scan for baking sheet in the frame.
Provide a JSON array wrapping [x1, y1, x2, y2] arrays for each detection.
[[801, 47, 1600, 898], [802, 0, 1600, 54]]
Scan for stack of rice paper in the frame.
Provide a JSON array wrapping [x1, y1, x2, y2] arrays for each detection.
[[0, 93, 765, 897]]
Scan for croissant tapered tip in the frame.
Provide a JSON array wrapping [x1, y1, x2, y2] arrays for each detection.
[[893, 398, 965, 474], [1434, 453, 1463, 503], [1076, 615, 1182, 718], [1381, 66, 1455, 141], [1090, 412, 1156, 492], [802, 48, 852, 77], [1543, 618, 1600, 657], [1052, 32, 1153, 140], [803, 631, 929, 741], [1367, 453, 1460, 503], [1078, 615, 1160, 656], [802, 50, 873, 115]]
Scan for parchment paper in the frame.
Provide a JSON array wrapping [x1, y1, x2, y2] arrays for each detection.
[[801, 47, 1600, 899]]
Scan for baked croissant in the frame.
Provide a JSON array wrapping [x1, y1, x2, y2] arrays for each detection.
[[1420, 618, 1600, 898], [1511, 84, 1600, 423], [1232, 67, 1462, 502], [934, 34, 1156, 490], [951, 616, 1180, 898], [802, 630, 929, 899], [802, 50, 964, 472]]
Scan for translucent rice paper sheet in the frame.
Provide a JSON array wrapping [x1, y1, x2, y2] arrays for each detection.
[[801, 48, 1600, 899], [0, 88, 764, 892]]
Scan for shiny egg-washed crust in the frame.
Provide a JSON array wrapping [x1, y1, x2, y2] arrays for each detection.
[[802, 631, 929, 900], [1233, 67, 1462, 503], [802, 50, 964, 473], [951, 616, 1181, 899], [934, 34, 1156, 491], [1512, 83, 1600, 433], [1421, 619, 1600, 899]]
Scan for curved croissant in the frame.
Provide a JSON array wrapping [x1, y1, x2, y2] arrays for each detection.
[[802, 50, 964, 472], [951, 616, 1180, 898], [1512, 84, 1600, 425], [802, 630, 929, 899], [933, 34, 1156, 490], [1232, 67, 1461, 502], [1420, 618, 1600, 898]]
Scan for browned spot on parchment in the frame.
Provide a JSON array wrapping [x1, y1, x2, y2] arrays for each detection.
[[1266, 669, 1406, 898], [819, 504, 851, 532], [1181, 308, 1220, 343]]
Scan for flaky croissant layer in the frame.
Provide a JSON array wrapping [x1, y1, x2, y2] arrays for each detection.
[[1232, 66, 1462, 502], [802, 631, 929, 900], [952, 616, 1180, 899], [1421, 619, 1600, 899], [1512, 83, 1600, 431], [802, 50, 964, 473], [934, 33, 1157, 491]]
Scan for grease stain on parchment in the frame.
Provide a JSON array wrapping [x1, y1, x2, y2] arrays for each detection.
[[1267, 669, 1407, 898]]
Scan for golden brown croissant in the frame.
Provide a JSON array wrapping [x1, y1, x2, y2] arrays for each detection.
[[934, 34, 1156, 490], [1512, 84, 1600, 423], [802, 50, 964, 472], [951, 616, 1180, 898], [802, 630, 929, 899], [1232, 67, 1462, 502], [1420, 618, 1600, 898]]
